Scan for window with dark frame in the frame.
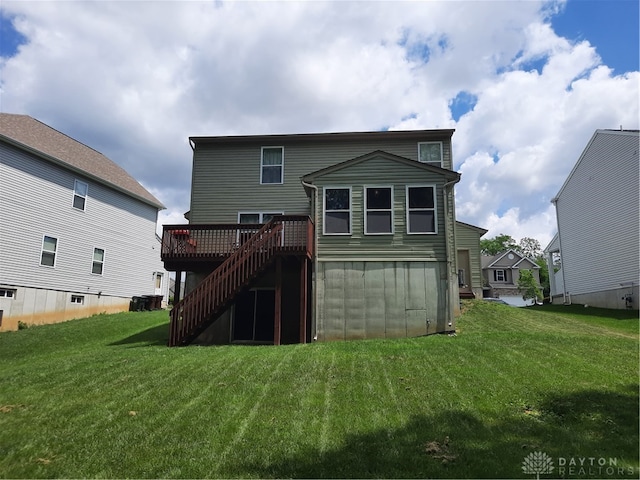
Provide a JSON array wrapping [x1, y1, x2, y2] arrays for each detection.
[[406, 186, 436, 234], [260, 147, 284, 184], [324, 187, 351, 235], [365, 186, 393, 234], [73, 180, 88, 210], [494, 270, 506, 282]]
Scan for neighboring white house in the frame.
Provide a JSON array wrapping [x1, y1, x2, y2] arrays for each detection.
[[544, 129, 639, 309], [0, 113, 169, 331]]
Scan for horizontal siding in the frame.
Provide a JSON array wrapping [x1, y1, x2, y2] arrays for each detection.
[[313, 156, 448, 260], [189, 135, 453, 224], [455, 223, 483, 289], [0, 143, 166, 298], [556, 131, 639, 296]]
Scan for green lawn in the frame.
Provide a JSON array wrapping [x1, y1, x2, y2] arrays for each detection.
[[0, 301, 638, 479]]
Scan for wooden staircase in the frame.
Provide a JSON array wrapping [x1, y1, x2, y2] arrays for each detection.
[[169, 219, 284, 346]]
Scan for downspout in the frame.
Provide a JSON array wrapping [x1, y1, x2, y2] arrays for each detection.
[[443, 177, 459, 331], [301, 179, 319, 341]]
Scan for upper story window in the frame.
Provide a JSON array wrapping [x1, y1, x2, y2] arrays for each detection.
[[73, 180, 88, 210], [40, 235, 58, 267], [406, 185, 436, 234], [92, 248, 105, 275], [365, 186, 393, 234], [324, 187, 351, 235], [418, 142, 443, 167], [261, 147, 284, 184], [494, 269, 506, 282]]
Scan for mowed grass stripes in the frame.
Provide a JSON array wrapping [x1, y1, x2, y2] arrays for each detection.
[[0, 302, 637, 478]]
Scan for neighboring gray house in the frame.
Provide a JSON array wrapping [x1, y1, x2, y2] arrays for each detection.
[[455, 221, 488, 300], [0, 113, 169, 331], [544, 129, 639, 309], [161, 129, 468, 346], [482, 249, 541, 305]]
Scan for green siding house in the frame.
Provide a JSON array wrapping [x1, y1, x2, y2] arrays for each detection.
[[161, 129, 483, 346]]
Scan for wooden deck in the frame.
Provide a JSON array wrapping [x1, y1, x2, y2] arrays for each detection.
[[161, 215, 313, 271]]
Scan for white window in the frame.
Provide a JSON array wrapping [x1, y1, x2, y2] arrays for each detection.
[[238, 212, 283, 244], [323, 187, 351, 235], [73, 180, 88, 210], [260, 147, 284, 184], [494, 269, 506, 282], [40, 236, 58, 267], [0, 289, 16, 299], [418, 142, 443, 167], [406, 185, 437, 234], [71, 295, 84, 304], [92, 248, 105, 275], [365, 186, 393, 234]]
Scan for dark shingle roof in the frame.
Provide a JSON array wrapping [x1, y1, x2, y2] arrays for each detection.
[[0, 113, 164, 209]]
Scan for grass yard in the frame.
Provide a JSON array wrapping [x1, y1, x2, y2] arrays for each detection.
[[0, 301, 638, 479]]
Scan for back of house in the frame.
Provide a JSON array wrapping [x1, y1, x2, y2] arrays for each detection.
[[162, 129, 465, 345]]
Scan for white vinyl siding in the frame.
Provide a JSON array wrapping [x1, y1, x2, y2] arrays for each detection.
[[418, 142, 443, 167], [554, 130, 639, 297], [364, 186, 393, 235], [406, 185, 437, 234], [260, 147, 284, 184], [0, 142, 167, 299], [323, 187, 351, 235]]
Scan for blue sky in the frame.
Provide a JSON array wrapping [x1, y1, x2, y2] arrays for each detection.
[[0, 0, 638, 245]]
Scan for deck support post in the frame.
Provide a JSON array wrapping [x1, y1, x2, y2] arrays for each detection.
[[274, 256, 282, 346], [174, 270, 183, 305], [299, 257, 308, 343]]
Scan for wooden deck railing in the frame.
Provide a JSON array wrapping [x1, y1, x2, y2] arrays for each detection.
[[162, 216, 313, 263], [167, 216, 313, 346]]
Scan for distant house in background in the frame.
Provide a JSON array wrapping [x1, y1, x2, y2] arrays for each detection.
[[0, 113, 169, 332], [482, 249, 541, 306], [456, 221, 487, 300], [544, 129, 639, 309]]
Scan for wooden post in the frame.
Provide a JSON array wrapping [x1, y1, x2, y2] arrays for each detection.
[[274, 257, 282, 345], [174, 271, 182, 305], [299, 257, 308, 343]]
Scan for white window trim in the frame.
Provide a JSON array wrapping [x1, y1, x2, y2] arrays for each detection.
[[70, 295, 85, 304], [495, 269, 506, 282], [73, 179, 88, 211], [364, 185, 394, 235], [237, 212, 284, 224], [406, 184, 438, 235], [260, 146, 284, 185], [0, 288, 16, 299], [417, 141, 443, 167], [323, 186, 352, 236], [91, 247, 105, 276], [40, 235, 58, 267]]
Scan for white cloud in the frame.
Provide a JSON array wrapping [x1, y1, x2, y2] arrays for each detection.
[[0, 0, 637, 246]]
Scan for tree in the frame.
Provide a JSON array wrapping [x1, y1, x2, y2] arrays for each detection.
[[517, 269, 542, 305], [535, 257, 550, 300], [518, 237, 542, 259], [480, 234, 518, 255]]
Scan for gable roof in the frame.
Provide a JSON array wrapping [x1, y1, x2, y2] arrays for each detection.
[[551, 129, 640, 204], [482, 249, 540, 269], [301, 150, 461, 185], [455, 220, 488, 236], [0, 113, 164, 209]]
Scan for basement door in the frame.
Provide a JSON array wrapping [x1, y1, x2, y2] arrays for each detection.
[[232, 289, 275, 343]]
